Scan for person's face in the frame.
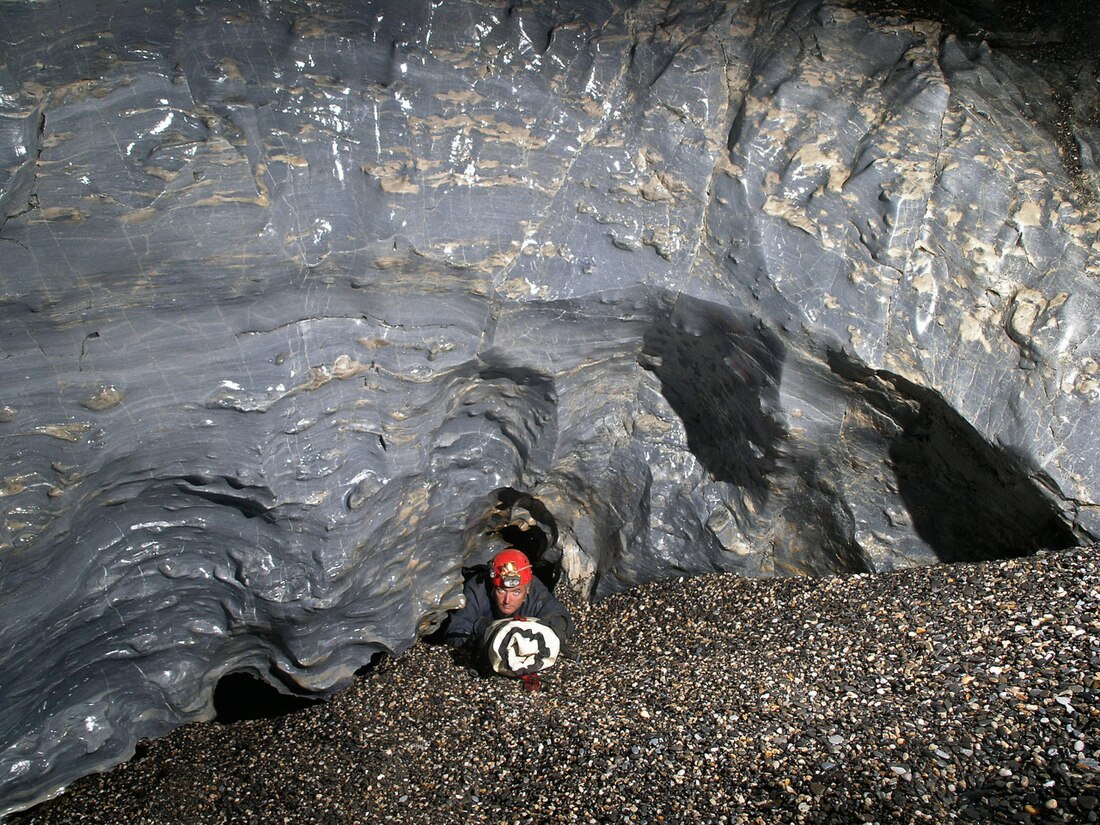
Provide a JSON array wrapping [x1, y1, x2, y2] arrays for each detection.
[[492, 581, 530, 617]]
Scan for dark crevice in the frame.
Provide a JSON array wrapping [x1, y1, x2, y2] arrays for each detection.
[[0, 109, 45, 235], [79, 331, 99, 364], [212, 672, 318, 724], [483, 487, 560, 591], [179, 489, 272, 519], [458, 488, 562, 594], [175, 476, 275, 520]]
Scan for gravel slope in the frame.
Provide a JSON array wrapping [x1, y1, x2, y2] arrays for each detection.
[[13, 548, 1100, 824]]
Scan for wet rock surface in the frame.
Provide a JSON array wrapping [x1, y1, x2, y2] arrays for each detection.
[[15, 546, 1100, 824], [2, 0, 1099, 812]]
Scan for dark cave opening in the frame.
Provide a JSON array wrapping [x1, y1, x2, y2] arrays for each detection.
[[828, 350, 1079, 564], [888, 390, 1079, 563], [483, 487, 561, 591], [212, 672, 318, 724]]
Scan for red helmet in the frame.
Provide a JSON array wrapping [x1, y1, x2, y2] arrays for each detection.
[[490, 548, 532, 589]]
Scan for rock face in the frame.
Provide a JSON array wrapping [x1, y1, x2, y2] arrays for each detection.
[[0, 0, 1097, 814]]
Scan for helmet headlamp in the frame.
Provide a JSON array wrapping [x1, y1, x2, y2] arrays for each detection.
[[490, 550, 533, 589]]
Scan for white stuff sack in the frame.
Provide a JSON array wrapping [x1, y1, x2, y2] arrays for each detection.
[[484, 619, 560, 677]]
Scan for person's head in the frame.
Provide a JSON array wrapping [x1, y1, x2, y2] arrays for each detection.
[[489, 548, 532, 618]]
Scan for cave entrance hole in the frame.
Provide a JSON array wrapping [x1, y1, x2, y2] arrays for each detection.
[[828, 350, 1081, 564], [418, 488, 564, 642], [212, 672, 319, 724], [477, 487, 561, 591]]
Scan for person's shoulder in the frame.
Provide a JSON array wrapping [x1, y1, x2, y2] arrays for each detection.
[[528, 577, 567, 609], [528, 576, 554, 596], [461, 570, 493, 604], [462, 562, 490, 582]]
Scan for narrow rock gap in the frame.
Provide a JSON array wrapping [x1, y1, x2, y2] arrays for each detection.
[[212, 673, 318, 724], [474, 486, 561, 592]]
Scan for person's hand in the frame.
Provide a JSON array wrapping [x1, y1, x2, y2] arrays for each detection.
[[445, 635, 470, 649]]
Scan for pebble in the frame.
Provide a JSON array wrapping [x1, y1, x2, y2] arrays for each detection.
[[11, 546, 1100, 825]]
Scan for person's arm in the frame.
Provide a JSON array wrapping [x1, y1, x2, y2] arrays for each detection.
[[444, 578, 490, 647]]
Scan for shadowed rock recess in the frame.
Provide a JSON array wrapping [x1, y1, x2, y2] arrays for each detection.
[[0, 0, 1097, 814]]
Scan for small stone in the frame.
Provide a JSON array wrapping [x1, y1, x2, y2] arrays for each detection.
[[79, 385, 125, 411]]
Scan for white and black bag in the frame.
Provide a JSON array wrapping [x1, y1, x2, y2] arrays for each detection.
[[484, 619, 560, 677]]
